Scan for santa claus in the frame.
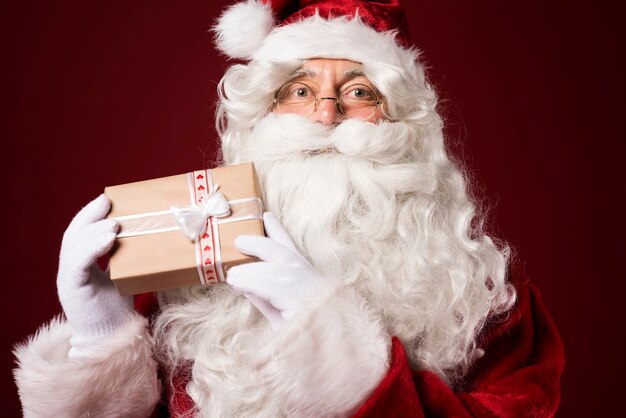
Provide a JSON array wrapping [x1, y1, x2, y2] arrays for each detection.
[[13, 1, 564, 417]]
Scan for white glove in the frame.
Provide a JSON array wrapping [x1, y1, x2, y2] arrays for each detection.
[[57, 194, 134, 359], [227, 212, 340, 329]]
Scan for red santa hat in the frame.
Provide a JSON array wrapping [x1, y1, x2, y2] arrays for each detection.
[[213, 0, 415, 71]]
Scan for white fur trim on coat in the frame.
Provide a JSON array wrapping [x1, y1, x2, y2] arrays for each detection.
[[214, 1, 414, 73], [13, 313, 160, 418], [246, 285, 391, 418]]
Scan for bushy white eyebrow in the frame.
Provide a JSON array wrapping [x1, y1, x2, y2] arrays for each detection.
[[286, 68, 315, 82], [286, 67, 366, 84], [341, 68, 366, 81]]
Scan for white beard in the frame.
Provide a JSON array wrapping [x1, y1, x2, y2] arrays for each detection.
[[153, 114, 512, 417], [235, 114, 437, 281]]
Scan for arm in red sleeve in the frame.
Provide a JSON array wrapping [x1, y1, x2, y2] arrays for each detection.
[[353, 272, 565, 418]]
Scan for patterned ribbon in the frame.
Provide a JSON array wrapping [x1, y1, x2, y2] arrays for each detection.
[[191, 170, 221, 284]]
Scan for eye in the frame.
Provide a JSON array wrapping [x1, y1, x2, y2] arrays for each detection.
[[294, 87, 310, 97], [353, 88, 367, 98], [342, 84, 376, 101], [276, 82, 315, 103]]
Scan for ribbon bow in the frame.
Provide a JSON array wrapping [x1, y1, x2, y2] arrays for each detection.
[[170, 185, 231, 240]]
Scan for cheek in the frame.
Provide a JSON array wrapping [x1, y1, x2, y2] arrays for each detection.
[[368, 106, 387, 122], [270, 103, 283, 114]]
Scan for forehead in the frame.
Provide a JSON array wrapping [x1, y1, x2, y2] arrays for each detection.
[[302, 58, 363, 71], [292, 58, 367, 82]]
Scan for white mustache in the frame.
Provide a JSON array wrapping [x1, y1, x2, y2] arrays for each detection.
[[239, 113, 437, 196], [243, 113, 413, 164]]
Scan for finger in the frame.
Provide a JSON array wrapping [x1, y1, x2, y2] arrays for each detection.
[[64, 219, 119, 252], [227, 262, 272, 295], [227, 262, 297, 302], [235, 235, 297, 263], [263, 212, 298, 252], [70, 232, 118, 272], [81, 219, 119, 238], [66, 194, 111, 234]]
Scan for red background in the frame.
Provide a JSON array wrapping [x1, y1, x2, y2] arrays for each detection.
[[2, 1, 624, 416]]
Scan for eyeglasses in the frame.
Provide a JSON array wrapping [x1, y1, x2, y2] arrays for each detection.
[[273, 81, 383, 120]]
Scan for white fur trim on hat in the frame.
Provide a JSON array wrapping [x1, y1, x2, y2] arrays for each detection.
[[214, 0, 275, 59], [214, 1, 414, 73], [254, 14, 412, 71]]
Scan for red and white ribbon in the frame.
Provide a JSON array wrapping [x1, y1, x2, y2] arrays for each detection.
[[189, 170, 222, 284]]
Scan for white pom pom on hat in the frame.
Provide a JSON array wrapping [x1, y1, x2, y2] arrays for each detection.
[[212, 0, 414, 66], [213, 0, 275, 60]]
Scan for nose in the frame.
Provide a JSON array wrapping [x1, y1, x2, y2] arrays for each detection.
[[310, 97, 343, 126]]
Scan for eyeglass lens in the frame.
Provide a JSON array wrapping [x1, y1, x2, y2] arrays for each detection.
[[275, 82, 380, 119]]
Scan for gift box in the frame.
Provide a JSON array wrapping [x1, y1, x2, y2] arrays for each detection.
[[104, 162, 264, 296]]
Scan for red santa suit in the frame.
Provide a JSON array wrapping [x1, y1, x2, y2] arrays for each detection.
[[14, 263, 562, 417], [142, 262, 562, 417]]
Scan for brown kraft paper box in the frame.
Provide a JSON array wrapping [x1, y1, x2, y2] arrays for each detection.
[[104, 162, 264, 296]]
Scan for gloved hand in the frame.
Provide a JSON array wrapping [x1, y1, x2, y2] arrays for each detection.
[[227, 212, 341, 329], [57, 194, 134, 359]]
